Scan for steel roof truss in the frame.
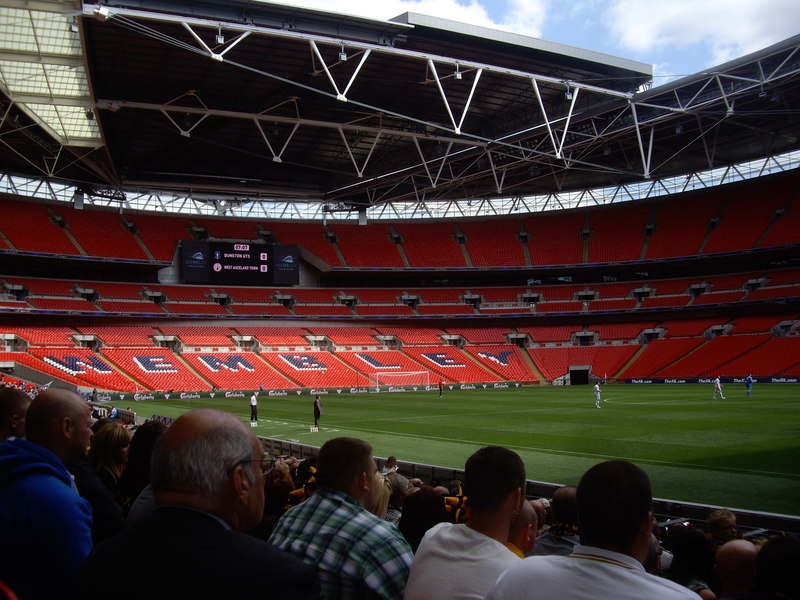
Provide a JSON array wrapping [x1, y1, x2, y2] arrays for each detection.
[[308, 40, 372, 102], [426, 59, 483, 135], [337, 126, 382, 178], [254, 118, 300, 164], [181, 22, 252, 62]]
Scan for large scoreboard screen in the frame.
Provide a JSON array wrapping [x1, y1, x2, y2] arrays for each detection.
[[180, 241, 299, 286]]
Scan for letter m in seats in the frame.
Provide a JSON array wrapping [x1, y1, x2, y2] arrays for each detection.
[[198, 355, 256, 372], [43, 355, 114, 376], [133, 355, 178, 373]]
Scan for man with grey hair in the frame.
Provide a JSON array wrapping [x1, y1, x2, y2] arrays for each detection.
[[82, 408, 320, 599]]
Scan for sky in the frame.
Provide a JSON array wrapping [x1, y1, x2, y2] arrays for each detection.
[[265, 0, 800, 84]]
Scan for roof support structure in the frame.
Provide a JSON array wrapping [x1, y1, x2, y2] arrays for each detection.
[[1, 3, 798, 215]]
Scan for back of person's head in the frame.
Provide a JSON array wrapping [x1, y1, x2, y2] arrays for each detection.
[[550, 485, 578, 525], [715, 539, 758, 596], [151, 409, 257, 504], [577, 460, 652, 550], [667, 524, 715, 585], [88, 423, 131, 479], [463, 445, 526, 512], [0, 386, 31, 440], [117, 419, 168, 498], [315, 437, 374, 492], [91, 417, 115, 434], [386, 471, 411, 502], [757, 535, 800, 600], [366, 472, 391, 518], [398, 485, 450, 552], [508, 499, 538, 554], [293, 456, 314, 487]]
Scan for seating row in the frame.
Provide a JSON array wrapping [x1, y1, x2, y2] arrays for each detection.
[[2, 316, 798, 390], [2, 170, 797, 267], [3, 316, 795, 348]]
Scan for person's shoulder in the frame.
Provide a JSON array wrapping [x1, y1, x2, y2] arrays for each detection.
[[350, 505, 412, 550], [13, 468, 82, 504], [490, 553, 564, 585], [415, 521, 453, 548], [643, 573, 704, 598]]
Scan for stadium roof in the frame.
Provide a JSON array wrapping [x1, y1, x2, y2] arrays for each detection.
[[1, 0, 799, 216]]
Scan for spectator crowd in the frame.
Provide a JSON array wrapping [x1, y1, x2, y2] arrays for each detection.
[[0, 384, 798, 600]]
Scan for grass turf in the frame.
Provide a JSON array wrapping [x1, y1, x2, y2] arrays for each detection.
[[124, 383, 800, 516]]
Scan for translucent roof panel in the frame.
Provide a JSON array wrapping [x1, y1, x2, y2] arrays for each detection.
[[0, 62, 89, 98], [26, 103, 100, 143], [0, 5, 101, 147], [0, 8, 82, 55]]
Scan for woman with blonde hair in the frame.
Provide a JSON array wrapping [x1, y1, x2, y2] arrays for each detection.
[[88, 423, 132, 493], [366, 472, 392, 519]]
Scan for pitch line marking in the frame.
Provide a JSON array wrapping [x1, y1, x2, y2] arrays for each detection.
[[315, 423, 799, 480]]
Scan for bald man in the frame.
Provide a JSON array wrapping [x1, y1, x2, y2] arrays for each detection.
[[507, 500, 538, 557], [83, 408, 320, 600], [530, 485, 580, 557], [715, 539, 759, 600], [0, 388, 94, 600]]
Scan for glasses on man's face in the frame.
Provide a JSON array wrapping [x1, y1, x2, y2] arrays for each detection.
[[229, 454, 273, 476]]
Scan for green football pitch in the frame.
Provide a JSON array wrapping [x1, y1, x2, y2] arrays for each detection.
[[124, 383, 800, 517]]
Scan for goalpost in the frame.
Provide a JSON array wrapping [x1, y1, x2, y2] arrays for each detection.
[[374, 371, 431, 390]]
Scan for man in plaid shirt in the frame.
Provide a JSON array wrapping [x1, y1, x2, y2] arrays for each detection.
[[269, 437, 413, 600]]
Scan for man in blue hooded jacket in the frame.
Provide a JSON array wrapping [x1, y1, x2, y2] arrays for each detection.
[[0, 388, 94, 600]]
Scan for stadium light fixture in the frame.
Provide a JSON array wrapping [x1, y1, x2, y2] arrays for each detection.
[[216, 25, 224, 45], [94, 6, 111, 20], [454, 64, 462, 80], [339, 43, 347, 62], [565, 87, 573, 100]]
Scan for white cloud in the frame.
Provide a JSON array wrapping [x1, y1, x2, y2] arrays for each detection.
[[605, 0, 800, 68], [497, 0, 549, 38], [263, 0, 499, 28]]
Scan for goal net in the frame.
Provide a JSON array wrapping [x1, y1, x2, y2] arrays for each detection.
[[374, 371, 431, 390]]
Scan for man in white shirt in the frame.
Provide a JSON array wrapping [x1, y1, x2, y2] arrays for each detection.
[[404, 446, 525, 600], [713, 376, 725, 400], [594, 383, 602, 408], [249, 392, 258, 423], [486, 460, 700, 600]]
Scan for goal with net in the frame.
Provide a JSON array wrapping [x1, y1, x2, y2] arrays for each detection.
[[374, 371, 431, 390]]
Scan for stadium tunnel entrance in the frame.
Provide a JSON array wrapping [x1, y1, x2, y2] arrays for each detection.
[[569, 365, 591, 385]]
